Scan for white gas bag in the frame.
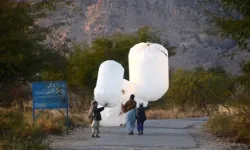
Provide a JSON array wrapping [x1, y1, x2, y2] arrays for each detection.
[[128, 42, 169, 102], [121, 79, 148, 107], [94, 60, 124, 107]]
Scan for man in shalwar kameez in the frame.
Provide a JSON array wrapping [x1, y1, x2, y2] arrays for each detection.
[[122, 94, 137, 135]]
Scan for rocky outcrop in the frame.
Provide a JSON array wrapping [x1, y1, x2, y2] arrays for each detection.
[[39, 0, 249, 75]]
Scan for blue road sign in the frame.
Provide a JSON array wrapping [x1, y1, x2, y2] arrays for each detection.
[[32, 81, 69, 134], [32, 81, 68, 109]]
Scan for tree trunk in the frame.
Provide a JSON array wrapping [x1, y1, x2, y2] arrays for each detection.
[[180, 100, 186, 111], [18, 98, 24, 112], [201, 100, 210, 116], [222, 105, 231, 114]]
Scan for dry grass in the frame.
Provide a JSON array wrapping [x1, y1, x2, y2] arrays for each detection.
[[24, 107, 89, 135], [0, 108, 49, 150], [146, 108, 207, 119], [207, 113, 250, 144], [0, 105, 90, 150], [217, 105, 238, 114]]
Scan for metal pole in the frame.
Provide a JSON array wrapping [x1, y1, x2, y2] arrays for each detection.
[[66, 107, 69, 135], [33, 108, 35, 125]]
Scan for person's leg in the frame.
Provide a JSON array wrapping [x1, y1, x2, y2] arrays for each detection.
[[137, 121, 140, 133], [91, 121, 95, 137], [126, 121, 131, 134], [138, 121, 143, 134], [126, 113, 133, 134], [129, 122, 133, 134], [131, 110, 136, 135], [95, 121, 100, 137], [131, 120, 136, 135], [126, 114, 131, 134], [92, 127, 95, 137], [97, 127, 100, 134], [141, 121, 144, 134]]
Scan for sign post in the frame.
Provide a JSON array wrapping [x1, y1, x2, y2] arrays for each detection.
[[32, 81, 69, 134]]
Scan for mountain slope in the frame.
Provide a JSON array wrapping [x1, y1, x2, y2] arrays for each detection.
[[40, 0, 249, 74]]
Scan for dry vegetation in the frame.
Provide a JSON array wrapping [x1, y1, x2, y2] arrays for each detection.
[[146, 108, 207, 119], [0, 108, 49, 150], [0, 103, 89, 150], [24, 107, 89, 134], [207, 113, 250, 144]]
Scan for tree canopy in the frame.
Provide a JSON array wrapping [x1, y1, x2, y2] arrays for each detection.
[[66, 26, 176, 90], [0, 0, 66, 85], [165, 67, 232, 114], [0, 0, 67, 107], [203, 0, 250, 51]]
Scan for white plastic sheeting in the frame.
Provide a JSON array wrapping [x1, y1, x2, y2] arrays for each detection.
[[100, 79, 148, 126], [121, 79, 148, 107], [129, 42, 169, 101], [121, 79, 136, 104], [99, 104, 126, 126], [135, 98, 148, 108], [93, 42, 169, 126], [94, 60, 124, 108]]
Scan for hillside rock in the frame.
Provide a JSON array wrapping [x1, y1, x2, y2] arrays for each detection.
[[39, 0, 249, 75]]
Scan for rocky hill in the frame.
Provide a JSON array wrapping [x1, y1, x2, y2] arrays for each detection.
[[39, 0, 249, 75]]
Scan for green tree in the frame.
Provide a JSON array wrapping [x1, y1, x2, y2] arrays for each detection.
[[0, 0, 66, 107], [0, 0, 62, 84], [66, 26, 176, 90], [201, 0, 250, 51], [166, 67, 232, 115], [230, 61, 250, 117], [208, 66, 227, 76]]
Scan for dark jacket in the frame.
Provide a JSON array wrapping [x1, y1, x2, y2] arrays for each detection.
[[92, 106, 104, 121], [123, 99, 137, 113], [136, 106, 149, 122]]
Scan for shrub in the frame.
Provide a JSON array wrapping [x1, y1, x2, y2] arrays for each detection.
[[207, 113, 250, 144], [164, 68, 232, 115], [0, 108, 49, 150], [146, 107, 207, 119], [25, 109, 88, 135]]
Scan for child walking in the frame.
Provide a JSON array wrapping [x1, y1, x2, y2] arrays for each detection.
[[91, 101, 108, 138], [136, 102, 149, 135]]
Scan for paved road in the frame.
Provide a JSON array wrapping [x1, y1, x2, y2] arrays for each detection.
[[49, 117, 247, 150]]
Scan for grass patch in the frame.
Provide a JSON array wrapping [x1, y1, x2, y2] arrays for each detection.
[[24, 108, 88, 135], [207, 113, 250, 144], [146, 108, 207, 119], [0, 108, 50, 150], [0, 106, 89, 150]]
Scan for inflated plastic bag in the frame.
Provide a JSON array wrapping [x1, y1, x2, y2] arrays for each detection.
[[100, 79, 148, 127], [94, 60, 124, 107], [135, 98, 148, 107], [121, 79, 148, 107], [129, 42, 169, 101], [121, 79, 136, 104], [99, 104, 126, 126]]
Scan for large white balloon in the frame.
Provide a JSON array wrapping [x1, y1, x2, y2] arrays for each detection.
[[94, 60, 124, 107], [135, 98, 148, 108], [100, 79, 148, 127], [121, 79, 148, 107], [121, 79, 136, 103], [129, 42, 169, 101], [99, 104, 126, 126]]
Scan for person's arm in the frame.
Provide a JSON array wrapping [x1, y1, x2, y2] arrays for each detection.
[[97, 107, 104, 112], [97, 103, 108, 112], [136, 109, 139, 118], [124, 101, 129, 110], [144, 106, 150, 110], [120, 104, 125, 115]]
